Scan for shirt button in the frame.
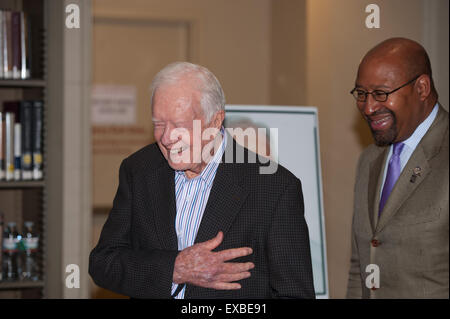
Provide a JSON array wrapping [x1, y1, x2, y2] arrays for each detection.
[[371, 239, 380, 247]]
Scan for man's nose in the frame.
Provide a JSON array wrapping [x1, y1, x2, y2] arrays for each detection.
[[161, 125, 188, 146], [361, 93, 382, 116], [161, 124, 177, 145]]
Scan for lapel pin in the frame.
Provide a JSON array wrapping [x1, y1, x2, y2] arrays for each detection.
[[413, 167, 422, 176], [410, 167, 422, 183]]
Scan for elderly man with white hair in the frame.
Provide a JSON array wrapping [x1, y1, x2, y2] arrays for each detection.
[[89, 62, 315, 299]]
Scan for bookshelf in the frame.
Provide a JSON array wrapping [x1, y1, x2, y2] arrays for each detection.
[[1, 0, 92, 298], [0, 0, 45, 299]]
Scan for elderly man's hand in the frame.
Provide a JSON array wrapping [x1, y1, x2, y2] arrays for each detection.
[[172, 231, 254, 290]]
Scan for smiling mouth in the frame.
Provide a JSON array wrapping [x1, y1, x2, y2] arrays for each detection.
[[372, 116, 391, 127], [368, 112, 394, 131], [365, 109, 398, 146]]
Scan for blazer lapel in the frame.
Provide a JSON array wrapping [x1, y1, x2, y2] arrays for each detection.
[[194, 137, 249, 245], [375, 147, 430, 233], [367, 148, 388, 233], [185, 135, 251, 299], [194, 163, 249, 245], [375, 106, 448, 234], [149, 163, 178, 250]]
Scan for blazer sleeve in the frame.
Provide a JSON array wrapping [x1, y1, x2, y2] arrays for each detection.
[[346, 225, 363, 298], [88, 159, 179, 298], [346, 155, 365, 299], [267, 178, 316, 298]]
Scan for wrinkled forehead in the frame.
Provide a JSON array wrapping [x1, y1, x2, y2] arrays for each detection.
[[152, 84, 203, 119]]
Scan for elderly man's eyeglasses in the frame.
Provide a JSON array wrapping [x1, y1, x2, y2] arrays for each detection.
[[350, 75, 420, 102]]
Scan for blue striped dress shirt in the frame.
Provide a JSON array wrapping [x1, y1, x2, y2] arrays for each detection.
[[171, 127, 227, 299]]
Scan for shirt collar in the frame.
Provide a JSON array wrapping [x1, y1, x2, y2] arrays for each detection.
[[402, 103, 439, 151]]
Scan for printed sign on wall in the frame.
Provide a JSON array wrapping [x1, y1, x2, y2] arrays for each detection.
[[92, 85, 137, 125]]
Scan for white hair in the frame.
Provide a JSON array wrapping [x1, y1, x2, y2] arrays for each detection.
[[150, 62, 226, 123]]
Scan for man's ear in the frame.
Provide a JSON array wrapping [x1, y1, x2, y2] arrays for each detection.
[[415, 74, 431, 101], [212, 110, 225, 128]]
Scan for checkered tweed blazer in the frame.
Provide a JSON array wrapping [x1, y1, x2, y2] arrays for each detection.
[[89, 136, 315, 299]]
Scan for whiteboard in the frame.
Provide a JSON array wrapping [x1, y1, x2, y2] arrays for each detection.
[[225, 105, 329, 298]]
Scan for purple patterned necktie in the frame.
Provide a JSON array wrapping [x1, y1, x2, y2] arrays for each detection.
[[379, 142, 405, 216]]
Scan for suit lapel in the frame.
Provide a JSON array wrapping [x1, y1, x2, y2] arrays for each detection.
[[194, 137, 249, 245], [375, 106, 448, 234], [194, 163, 249, 245], [367, 148, 388, 233], [375, 147, 430, 233], [149, 163, 178, 250], [185, 136, 250, 298]]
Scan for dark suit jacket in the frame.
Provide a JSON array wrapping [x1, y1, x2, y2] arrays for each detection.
[[89, 135, 315, 298], [347, 105, 449, 298]]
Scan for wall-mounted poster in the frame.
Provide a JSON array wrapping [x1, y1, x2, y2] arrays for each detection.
[[225, 105, 329, 298]]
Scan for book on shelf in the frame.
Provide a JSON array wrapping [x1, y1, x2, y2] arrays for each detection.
[[0, 111, 4, 180], [0, 9, 31, 80], [32, 101, 43, 180], [5, 111, 14, 181], [20, 100, 33, 180], [0, 212, 3, 281], [0, 12, 3, 79], [0, 100, 43, 182]]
